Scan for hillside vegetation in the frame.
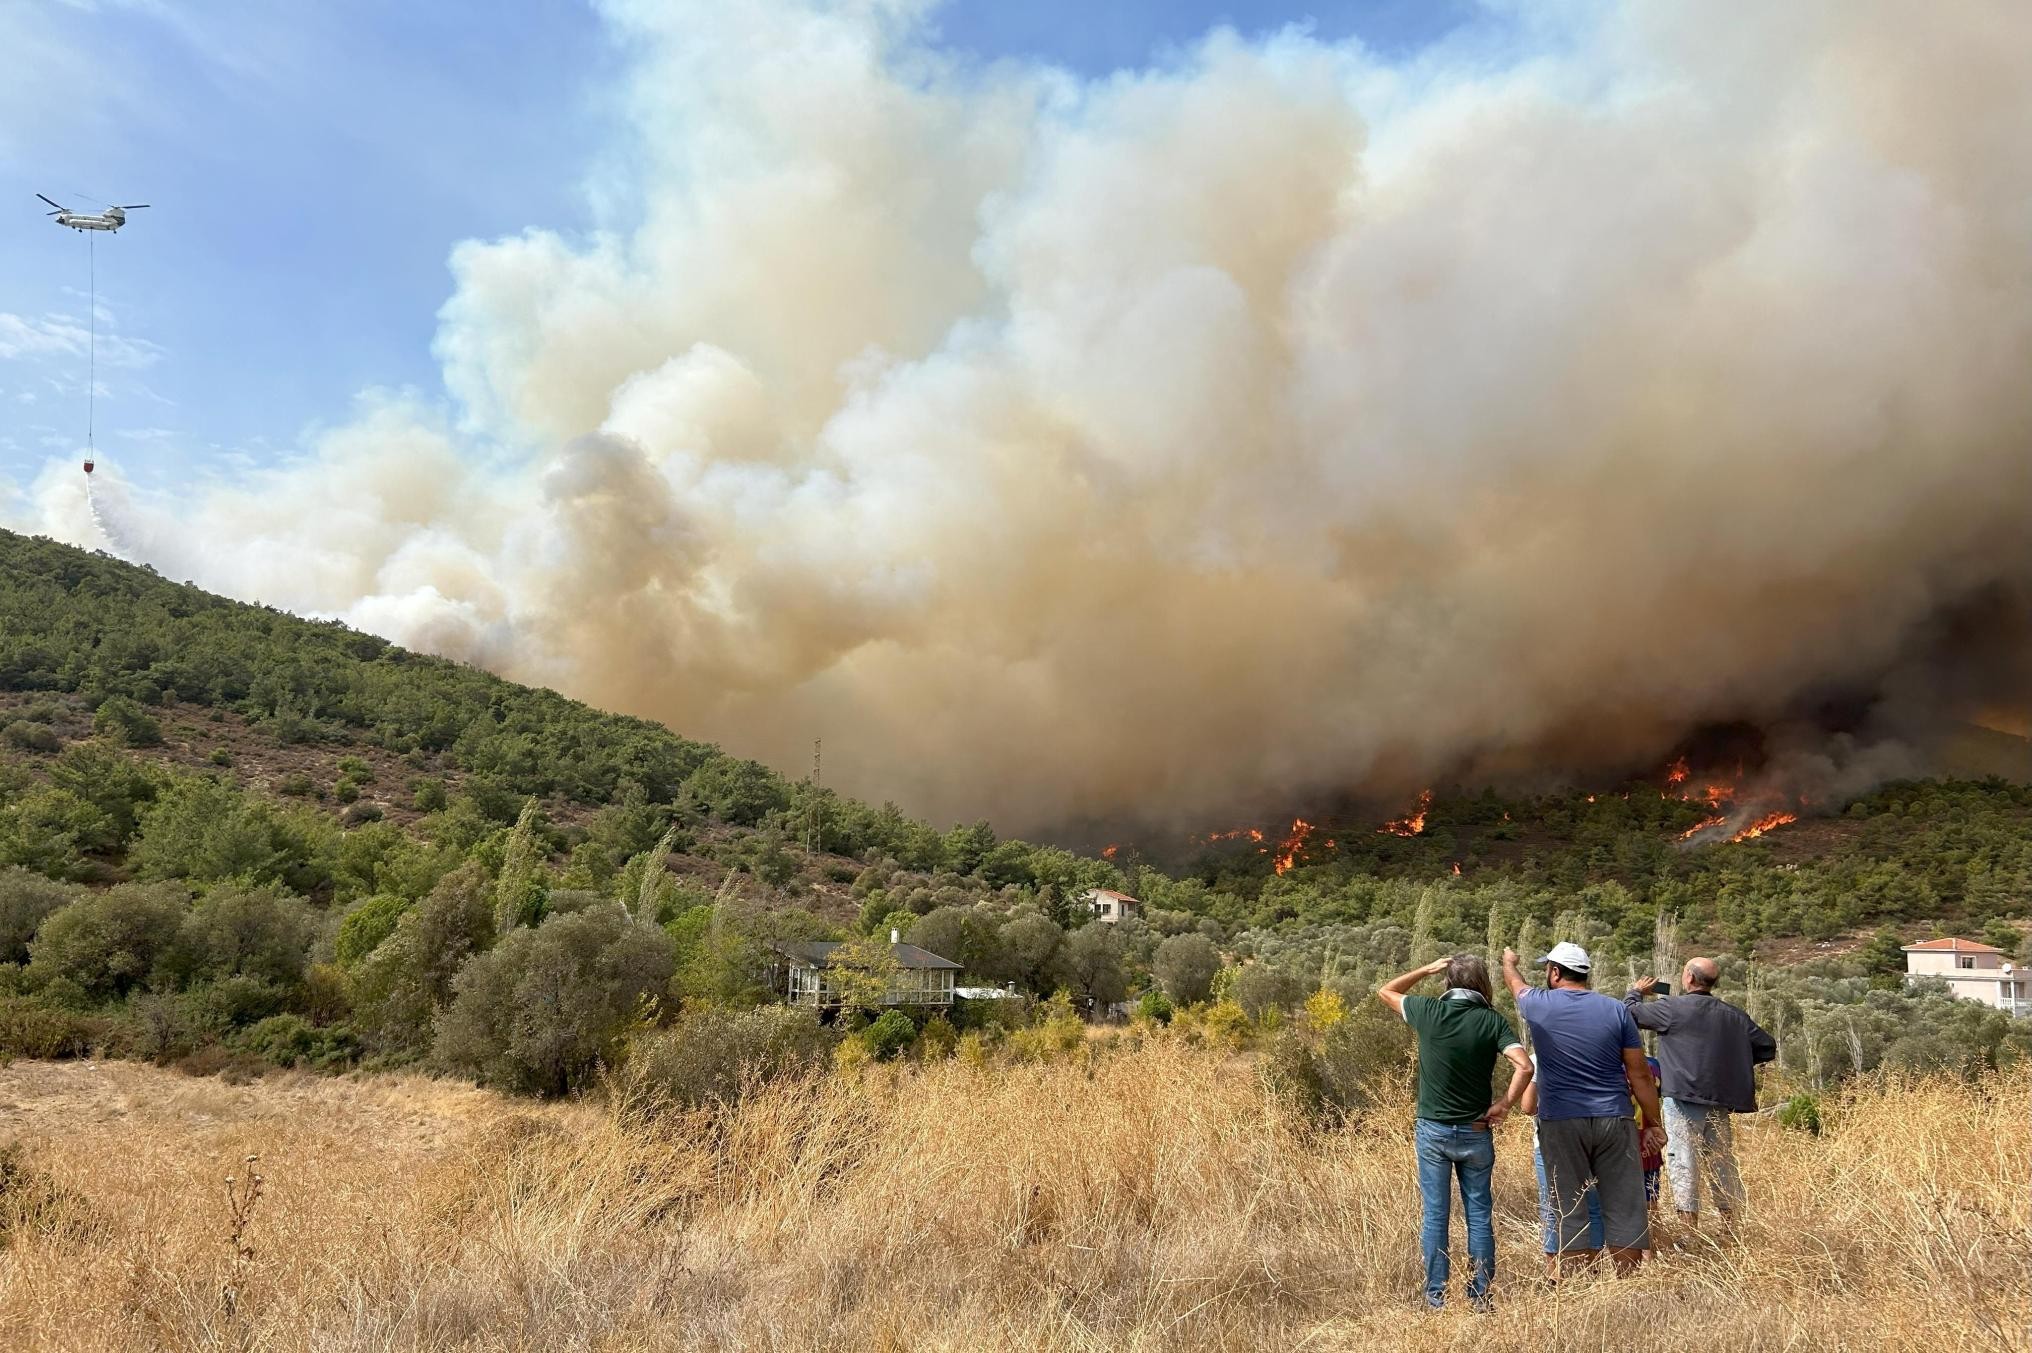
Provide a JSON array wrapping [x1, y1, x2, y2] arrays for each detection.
[[0, 1049, 2022, 1351], [0, 529, 2026, 1097]]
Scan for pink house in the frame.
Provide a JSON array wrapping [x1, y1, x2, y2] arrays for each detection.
[[1902, 938, 2028, 1015]]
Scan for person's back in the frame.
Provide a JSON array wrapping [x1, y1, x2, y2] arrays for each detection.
[[1518, 985, 1636, 1118], [1629, 990, 1774, 1112], [1403, 992, 1516, 1121]]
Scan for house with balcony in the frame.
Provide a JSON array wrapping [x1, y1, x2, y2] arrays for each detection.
[[773, 932, 960, 1010], [1903, 937, 2028, 1015]]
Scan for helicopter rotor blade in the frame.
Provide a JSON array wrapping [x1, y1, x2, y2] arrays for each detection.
[[36, 193, 68, 212], [117, 204, 150, 210]]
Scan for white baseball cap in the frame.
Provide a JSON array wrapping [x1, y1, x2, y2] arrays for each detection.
[[1535, 941, 1592, 973]]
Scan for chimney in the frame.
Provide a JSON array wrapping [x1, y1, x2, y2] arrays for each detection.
[[890, 928, 900, 944]]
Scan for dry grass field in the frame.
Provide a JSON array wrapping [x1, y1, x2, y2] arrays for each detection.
[[0, 1046, 2025, 1352]]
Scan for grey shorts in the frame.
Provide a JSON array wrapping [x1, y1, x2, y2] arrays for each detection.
[[1538, 1115, 1650, 1252]]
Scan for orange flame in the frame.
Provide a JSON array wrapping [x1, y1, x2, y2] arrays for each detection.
[[1729, 811, 1797, 842], [1665, 757, 1689, 786], [1379, 789, 1434, 837], [1450, 862, 1462, 876], [1271, 818, 1315, 875], [1100, 844, 1119, 860], [1678, 815, 1727, 840], [1205, 827, 1265, 844]]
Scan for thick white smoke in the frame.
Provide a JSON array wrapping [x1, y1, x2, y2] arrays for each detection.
[[17, 0, 2032, 830]]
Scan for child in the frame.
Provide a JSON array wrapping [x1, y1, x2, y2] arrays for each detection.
[[1637, 1054, 1665, 1251]]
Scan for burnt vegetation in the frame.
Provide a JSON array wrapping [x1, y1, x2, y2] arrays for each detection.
[[0, 530, 2024, 1096]]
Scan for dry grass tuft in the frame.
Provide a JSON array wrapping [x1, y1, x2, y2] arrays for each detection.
[[0, 1048, 2023, 1351]]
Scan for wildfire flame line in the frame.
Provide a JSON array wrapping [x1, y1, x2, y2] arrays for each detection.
[[1379, 789, 1433, 838], [1729, 811, 1797, 842], [1270, 818, 1314, 875]]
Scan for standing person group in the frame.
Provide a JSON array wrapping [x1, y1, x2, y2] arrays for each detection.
[[1628, 957, 1778, 1235], [1381, 942, 1777, 1307]]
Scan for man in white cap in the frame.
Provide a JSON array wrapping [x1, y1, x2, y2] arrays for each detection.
[[1502, 942, 1666, 1276]]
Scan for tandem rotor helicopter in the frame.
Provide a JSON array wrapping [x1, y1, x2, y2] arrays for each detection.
[[36, 192, 152, 480], [37, 193, 148, 233]]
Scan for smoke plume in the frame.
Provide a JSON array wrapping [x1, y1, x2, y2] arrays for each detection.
[[17, 0, 2032, 831]]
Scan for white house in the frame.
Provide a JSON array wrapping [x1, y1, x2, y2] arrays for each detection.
[[1084, 888, 1142, 923], [1902, 938, 2028, 1016]]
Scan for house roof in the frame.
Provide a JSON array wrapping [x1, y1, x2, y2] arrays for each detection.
[[773, 940, 962, 970], [1900, 937, 2005, 954], [1087, 888, 1140, 904]]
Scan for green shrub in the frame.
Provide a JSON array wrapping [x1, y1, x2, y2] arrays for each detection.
[[0, 994, 103, 1059], [411, 778, 449, 812], [1135, 990, 1175, 1025], [91, 696, 162, 747], [159, 886, 315, 990], [681, 757, 790, 827], [0, 868, 77, 964], [278, 773, 316, 798], [1261, 1001, 1413, 1128], [1152, 933, 1220, 1005], [616, 1005, 831, 1113], [347, 864, 495, 1057], [208, 747, 233, 767], [859, 1008, 917, 1061], [915, 1013, 959, 1060], [434, 905, 675, 1096], [236, 1014, 360, 1070], [1777, 1093, 1823, 1135], [26, 883, 187, 1000], [336, 756, 375, 782], [336, 895, 410, 968], [127, 776, 291, 885], [333, 777, 361, 805], [342, 802, 384, 826], [2, 720, 61, 753], [0, 788, 115, 879]]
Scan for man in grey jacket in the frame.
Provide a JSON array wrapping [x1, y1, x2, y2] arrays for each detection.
[[1628, 957, 1776, 1232]]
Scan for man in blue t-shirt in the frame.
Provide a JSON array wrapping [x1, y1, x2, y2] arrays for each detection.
[[1502, 942, 1667, 1275]]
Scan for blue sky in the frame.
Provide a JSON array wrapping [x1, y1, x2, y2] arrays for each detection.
[[0, 0, 1478, 491]]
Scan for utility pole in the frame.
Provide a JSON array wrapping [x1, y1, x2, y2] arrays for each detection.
[[804, 738, 823, 857]]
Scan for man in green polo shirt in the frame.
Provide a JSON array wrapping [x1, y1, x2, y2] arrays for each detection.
[[1379, 953, 1533, 1311]]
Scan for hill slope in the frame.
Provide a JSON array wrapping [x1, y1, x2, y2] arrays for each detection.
[[0, 528, 2027, 1093]]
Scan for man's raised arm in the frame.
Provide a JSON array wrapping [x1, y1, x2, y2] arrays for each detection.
[[1377, 957, 1449, 1017], [1624, 976, 1670, 1029], [1500, 947, 1530, 999]]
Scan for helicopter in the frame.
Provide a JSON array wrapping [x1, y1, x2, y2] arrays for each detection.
[[37, 194, 147, 233]]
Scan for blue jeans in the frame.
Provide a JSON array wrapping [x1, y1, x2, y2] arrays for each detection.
[[1414, 1118, 1495, 1307], [1534, 1145, 1604, 1252]]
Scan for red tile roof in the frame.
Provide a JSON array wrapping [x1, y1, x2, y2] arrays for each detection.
[[1089, 889, 1139, 904], [1900, 937, 2005, 954]]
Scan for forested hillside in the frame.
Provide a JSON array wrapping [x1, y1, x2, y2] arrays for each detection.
[[0, 529, 2024, 1099]]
